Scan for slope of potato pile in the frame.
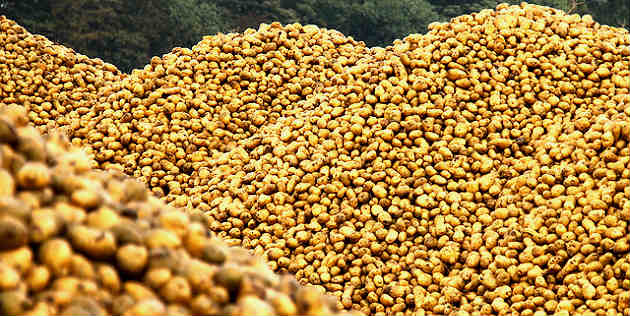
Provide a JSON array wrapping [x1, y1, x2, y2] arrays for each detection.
[[0, 16, 122, 140], [0, 106, 362, 316], [201, 4, 630, 315], [2, 2, 630, 316], [81, 23, 370, 204]]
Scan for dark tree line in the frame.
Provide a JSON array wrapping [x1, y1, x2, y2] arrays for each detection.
[[2, 0, 628, 72]]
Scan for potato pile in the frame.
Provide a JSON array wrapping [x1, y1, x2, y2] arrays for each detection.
[[0, 15, 122, 139], [81, 23, 370, 204], [190, 3, 630, 316], [2, 2, 630, 316], [0, 107, 362, 316]]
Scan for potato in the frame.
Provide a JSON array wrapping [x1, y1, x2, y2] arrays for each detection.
[[2, 2, 629, 314], [0, 108, 357, 315]]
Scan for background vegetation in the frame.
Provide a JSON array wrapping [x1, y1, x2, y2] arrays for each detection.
[[2, 0, 628, 72]]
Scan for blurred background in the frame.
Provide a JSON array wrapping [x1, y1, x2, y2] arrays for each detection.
[[1, 0, 628, 72]]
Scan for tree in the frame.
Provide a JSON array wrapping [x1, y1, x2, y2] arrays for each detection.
[[583, 0, 629, 28], [426, 0, 630, 30], [292, 0, 441, 46], [2, 0, 57, 41], [213, 0, 299, 33], [292, 0, 354, 35], [49, 0, 150, 71], [357, 0, 441, 45], [2, 0, 230, 71], [166, 0, 229, 49], [430, 0, 504, 19], [4, 0, 627, 71], [3, 0, 156, 71]]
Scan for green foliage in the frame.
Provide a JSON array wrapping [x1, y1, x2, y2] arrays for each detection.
[[293, 0, 353, 35], [293, 0, 441, 46], [167, 0, 229, 48], [3, 0, 628, 71], [584, 0, 630, 28], [3, 0, 155, 71], [429, 0, 496, 20], [50, 0, 148, 70], [358, 0, 441, 45], [214, 0, 299, 32], [430, 0, 580, 20], [2, 0, 229, 71], [2, 0, 57, 40], [428, 0, 630, 30]]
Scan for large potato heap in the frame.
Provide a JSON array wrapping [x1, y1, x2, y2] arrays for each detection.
[[82, 22, 370, 204], [0, 16, 121, 139], [196, 3, 630, 316], [0, 106, 362, 316], [2, 2, 630, 316]]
